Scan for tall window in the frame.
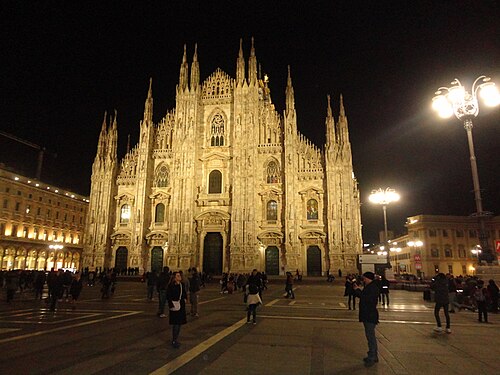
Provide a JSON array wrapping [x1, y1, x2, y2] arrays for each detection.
[[120, 204, 131, 224], [266, 160, 280, 183], [210, 113, 225, 146], [155, 203, 165, 223], [208, 170, 222, 194], [266, 200, 278, 220], [154, 164, 169, 187], [444, 247, 452, 258], [307, 199, 318, 220], [458, 245, 466, 258], [431, 247, 439, 257]]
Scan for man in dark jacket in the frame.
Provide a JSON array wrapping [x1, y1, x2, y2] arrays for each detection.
[[188, 267, 201, 317], [431, 273, 451, 333], [353, 271, 380, 367]]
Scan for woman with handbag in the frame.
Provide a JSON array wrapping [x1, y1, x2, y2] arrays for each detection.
[[166, 271, 187, 348]]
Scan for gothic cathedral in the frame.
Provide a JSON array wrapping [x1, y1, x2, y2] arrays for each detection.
[[82, 40, 362, 276]]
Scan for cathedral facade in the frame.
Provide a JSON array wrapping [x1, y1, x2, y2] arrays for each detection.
[[82, 40, 362, 276]]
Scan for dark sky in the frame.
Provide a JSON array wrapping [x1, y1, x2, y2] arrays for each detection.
[[1, 1, 499, 243]]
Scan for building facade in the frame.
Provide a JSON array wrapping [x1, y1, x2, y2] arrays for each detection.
[[82, 40, 362, 275], [0, 166, 89, 271], [389, 214, 500, 278]]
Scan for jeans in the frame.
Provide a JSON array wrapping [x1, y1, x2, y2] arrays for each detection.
[[381, 293, 389, 305], [363, 322, 378, 359], [147, 285, 155, 300], [158, 290, 167, 315], [172, 324, 181, 342], [434, 302, 450, 328], [348, 294, 356, 309], [247, 304, 257, 322]]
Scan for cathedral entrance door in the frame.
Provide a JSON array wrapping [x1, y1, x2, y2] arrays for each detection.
[[115, 247, 128, 271], [307, 246, 322, 276], [203, 232, 223, 275], [151, 246, 163, 272], [265, 246, 280, 275]]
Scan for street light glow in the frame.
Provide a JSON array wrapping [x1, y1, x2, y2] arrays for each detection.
[[369, 188, 400, 205]]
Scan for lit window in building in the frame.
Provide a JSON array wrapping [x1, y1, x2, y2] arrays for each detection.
[[307, 199, 318, 220], [266, 200, 278, 220], [208, 170, 222, 194], [210, 113, 225, 146], [120, 204, 131, 223], [155, 203, 165, 223], [266, 160, 280, 183]]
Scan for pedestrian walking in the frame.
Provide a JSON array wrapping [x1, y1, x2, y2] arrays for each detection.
[[167, 271, 187, 348], [380, 275, 390, 306], [487, 279, 499, 313], [5, 270, 19, 303], [474, 280, 489, 323], [34, 271, 46, 300], [146, 270, 159, 301], [157, 266, 170, 317], [188, 267, 201, 317], [353, 272, 380, 367], [344, 275, 356, 310], [285, 271, 295, 299], [70, 272, 83, 309], [246, 282, 262, 324], [50, 270, 64, 311], [431, 273, 451, 333]]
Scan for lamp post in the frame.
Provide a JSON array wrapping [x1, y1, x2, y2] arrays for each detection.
[[369, 188, 400, 244], [369, 188, 400, 272], [408, 240, 424, 277], [432, 76, 500, 263], [389, 244, 402, 276]]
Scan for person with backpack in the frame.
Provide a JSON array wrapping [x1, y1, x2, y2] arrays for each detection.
[[474, 280, 489, 323]]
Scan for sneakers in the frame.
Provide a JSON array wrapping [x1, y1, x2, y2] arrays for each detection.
[[445, 328, 452, 334], [252, 321, 256, 325], [246, 321, 252, 324], [433, 327, 443, 333], [159, 314, 167, 318]]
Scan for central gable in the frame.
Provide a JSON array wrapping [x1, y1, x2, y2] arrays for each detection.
[[201, 68, 234, 104]]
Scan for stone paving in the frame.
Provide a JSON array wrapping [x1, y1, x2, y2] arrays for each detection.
[[0, 279, 498, 374]]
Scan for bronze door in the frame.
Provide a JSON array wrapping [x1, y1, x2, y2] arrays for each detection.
[[203, 232, 223, 275], [307, 246, 322, 276], [265, 246, 280, 275], [115, 247, 128, 271], [151, 246, 163, 272]]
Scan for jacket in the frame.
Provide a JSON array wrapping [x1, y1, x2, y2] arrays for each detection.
[[431, 276, 449, 304], [354, 281, 379, 324]]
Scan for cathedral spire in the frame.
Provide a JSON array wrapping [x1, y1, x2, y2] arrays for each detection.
[[143, 78, 153, 124], [236, 38, 245, 85], [248, 37, 257, 85], [96, 111, 108, 158], [179, 44, 189, 90], [285, 65, 295, 115], [107, 110, 118, 162], [337, 94, 350, 144], [190, 43, 200, 90], [325, 95, 336, 147]]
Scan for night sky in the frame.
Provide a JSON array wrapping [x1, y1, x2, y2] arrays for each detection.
[[1, 1, 499, 243]]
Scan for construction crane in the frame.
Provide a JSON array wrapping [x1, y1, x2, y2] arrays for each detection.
[[0, 131, 57, 180]]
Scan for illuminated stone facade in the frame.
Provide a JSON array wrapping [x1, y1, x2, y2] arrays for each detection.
[[0, 166, 88, 270], [390, 214, 500, 278], [83, 40, 362, 275]]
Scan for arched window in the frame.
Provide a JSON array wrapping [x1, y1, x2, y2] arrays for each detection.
[[208, 170, 222, 194], [266, 160, 280, 183], [120, 204, 131, 224], [307, 199, 318, 220], [210, 113, 225, 146], [266, 200, 278, 220], [154, 164, 169, 187], [155, 203, 165, 223]]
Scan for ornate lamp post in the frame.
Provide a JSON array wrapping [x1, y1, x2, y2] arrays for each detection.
[[369, 188, 400, 270], [369, 188, 400, 244], [408, 240, 424, 277], [432, 76, 500, 263], [389, 244, 402, 276]]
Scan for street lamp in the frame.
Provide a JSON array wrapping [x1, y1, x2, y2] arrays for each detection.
[[471, 245, 482, 258], [389, 244, 402, 276], [369, 188, 400, 244], [432, 76, 500, 263]]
